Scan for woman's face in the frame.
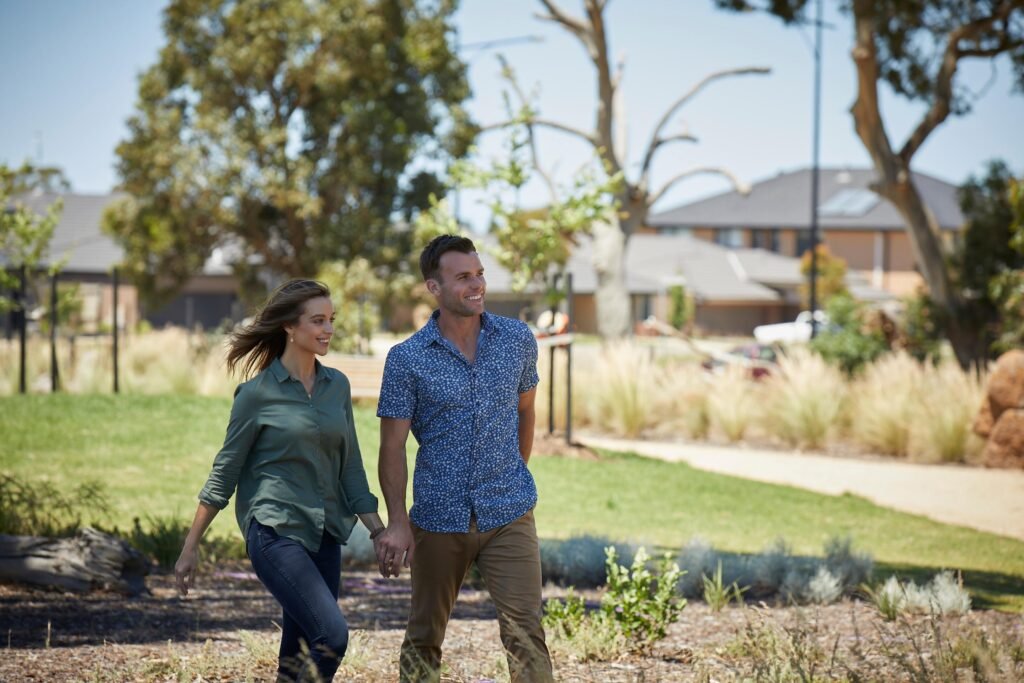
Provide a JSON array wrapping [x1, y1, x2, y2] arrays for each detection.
[[285, 296, 335, 356]]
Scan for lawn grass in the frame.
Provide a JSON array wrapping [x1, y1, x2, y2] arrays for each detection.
[[3, 394, 1022, 610]]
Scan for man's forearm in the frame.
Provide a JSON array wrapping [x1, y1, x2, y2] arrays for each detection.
[[378, 447, 410, 523], [518, 407, 536, 464]]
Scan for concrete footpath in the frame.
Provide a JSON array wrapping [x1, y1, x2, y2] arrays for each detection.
[[576, 434, 1024, 542]]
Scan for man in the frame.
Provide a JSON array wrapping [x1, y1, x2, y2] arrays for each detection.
[[375, 235, 554, 682]]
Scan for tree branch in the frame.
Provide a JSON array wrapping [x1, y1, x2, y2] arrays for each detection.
[[900, 2, 1020, 163], [480, 118, 598, 148], [650, 166, 751, 207], [496, 56, 559, 204], [639, 66, 769, 184], [535, 0, 588, 39]]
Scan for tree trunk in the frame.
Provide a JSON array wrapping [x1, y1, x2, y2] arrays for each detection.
[[591, 219, 631, 339], [0, 527, 150, 596], [877, 175, 981, 368]]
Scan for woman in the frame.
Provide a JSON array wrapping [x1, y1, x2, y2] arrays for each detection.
[[174, 279, 386, 682]]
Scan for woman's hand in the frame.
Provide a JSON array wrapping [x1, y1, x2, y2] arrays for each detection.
[[174, 544, 200, 596], [375, 520, 415, 578]]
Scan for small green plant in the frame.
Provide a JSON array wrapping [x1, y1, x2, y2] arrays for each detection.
[[542, 589, 588, 637], [862, 575, 907, 621], [602, 546, 686, 653], [0, 473, 110, 536], [701, 560, 749, 612]]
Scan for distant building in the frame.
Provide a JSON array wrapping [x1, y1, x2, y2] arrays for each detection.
[[647, 167, 964, 297]]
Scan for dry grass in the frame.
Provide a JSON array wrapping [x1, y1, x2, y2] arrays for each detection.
[[760, 348, 847, 450], [0, 329, 236, 397], [706, 365, 761, 443]]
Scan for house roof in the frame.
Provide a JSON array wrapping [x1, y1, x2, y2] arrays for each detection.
[[4, 192, 235, 276], [5, 192, 127, 273], [648, 167, 964, 231], [481, 233, 891, 304]]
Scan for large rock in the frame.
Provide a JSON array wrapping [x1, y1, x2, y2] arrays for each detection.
[[988, 349, 1024, 420], [984, 408, 1024, 469], [974, 396, 994, 438]]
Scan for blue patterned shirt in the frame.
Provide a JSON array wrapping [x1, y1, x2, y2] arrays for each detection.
[[377, 311, 540, 533]]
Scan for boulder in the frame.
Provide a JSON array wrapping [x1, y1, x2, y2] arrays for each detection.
[[973, 396, 994, 438], [987, 349, 1024, 420], [984, 408, 1024, 469]]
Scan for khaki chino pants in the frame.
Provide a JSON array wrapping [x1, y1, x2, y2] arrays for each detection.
[[399, 510, 554, 683]]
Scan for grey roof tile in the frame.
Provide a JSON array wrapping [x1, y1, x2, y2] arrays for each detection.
[[649, 167, 964, 231]]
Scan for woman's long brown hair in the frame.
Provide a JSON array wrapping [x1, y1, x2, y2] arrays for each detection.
[[226, 279, 331, 379]]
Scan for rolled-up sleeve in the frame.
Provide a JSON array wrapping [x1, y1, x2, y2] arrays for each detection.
[[338, 381, 378, 514], [198, 383, 259, 509]]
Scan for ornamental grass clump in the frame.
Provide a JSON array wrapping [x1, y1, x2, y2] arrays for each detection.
[[761, 347, 846, 449], [707, 364, 761, 442], [908, 361, 986, 463], [848, 351, 921, 456], [582, 343, 659, 438]]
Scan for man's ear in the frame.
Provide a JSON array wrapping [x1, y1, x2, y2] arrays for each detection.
[[425, 278, 440, 297]]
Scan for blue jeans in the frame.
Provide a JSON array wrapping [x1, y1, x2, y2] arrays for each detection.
[[246, 520, 348, 682]]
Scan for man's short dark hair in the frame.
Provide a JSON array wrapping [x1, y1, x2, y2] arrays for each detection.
[[419, 235, 477, 282]]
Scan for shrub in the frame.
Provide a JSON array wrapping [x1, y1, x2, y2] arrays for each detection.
[[602, 546, 686, 653], [864, 571, 972, 620], [810, 293, 889, 375], [543, 545, 686, 660], [540, 535, 635, 588], [0, 473, 110, 536]]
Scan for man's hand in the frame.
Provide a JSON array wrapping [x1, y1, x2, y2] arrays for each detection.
[[174, 544, 200, 596], [375, 519, 415, 578]]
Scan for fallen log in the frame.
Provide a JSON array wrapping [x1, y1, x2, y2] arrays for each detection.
[[0, 527, 150, 596]]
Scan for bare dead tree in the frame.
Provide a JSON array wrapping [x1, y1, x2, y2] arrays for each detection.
[[485, 0, 769, 338]]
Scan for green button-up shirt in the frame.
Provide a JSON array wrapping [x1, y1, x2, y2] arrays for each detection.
[[199, 357, 378, 552]]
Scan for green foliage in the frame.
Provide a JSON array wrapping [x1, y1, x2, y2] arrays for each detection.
[[316, 258, 387, 354], [0, 473, 109, 537], [542, 589, 588, 637], [451, 85, 621, 295], [0, 162, 67, 313], [810, 293, 888, 375], [602, 546, 686, 653], [668, 283, 694, 331], [799, 244, 848, 311], [899, 289, 944, 362], [951, 161, 1024, 358], [701, 560, 749, 612], [129, 514, 246, 569], [105, 0, 473, 305]]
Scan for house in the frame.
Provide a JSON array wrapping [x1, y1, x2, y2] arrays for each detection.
[[647, 167, 964, 297], [477, 234, 891, 336], [5, 192, 240, 333]]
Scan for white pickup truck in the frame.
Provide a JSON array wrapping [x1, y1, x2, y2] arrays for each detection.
[[753, 310, 829, 344]]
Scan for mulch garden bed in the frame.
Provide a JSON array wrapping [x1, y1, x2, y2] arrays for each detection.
[[2, 563, 1021, 682]]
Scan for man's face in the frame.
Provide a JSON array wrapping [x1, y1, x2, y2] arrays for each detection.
[[429, 250, 485, 318]]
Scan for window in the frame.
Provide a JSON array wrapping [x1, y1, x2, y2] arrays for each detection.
[[751, 229, 779, 252], [714, 228, 745, 248], [795, 229, 813, 256]]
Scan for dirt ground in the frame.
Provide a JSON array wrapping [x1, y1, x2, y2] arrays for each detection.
[[2, 563, 1022, 683]]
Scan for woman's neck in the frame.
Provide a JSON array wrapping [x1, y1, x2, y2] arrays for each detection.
[[279, 347, 316, 382]]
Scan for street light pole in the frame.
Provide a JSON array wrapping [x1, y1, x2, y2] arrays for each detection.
[[808, 0, 823, 337]]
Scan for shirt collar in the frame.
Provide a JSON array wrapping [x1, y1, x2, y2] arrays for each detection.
[[268, 356, 332, 383], [419, 310, 497, 347]]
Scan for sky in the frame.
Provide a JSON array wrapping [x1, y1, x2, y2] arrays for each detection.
[[2, 0, 1023, 233]]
